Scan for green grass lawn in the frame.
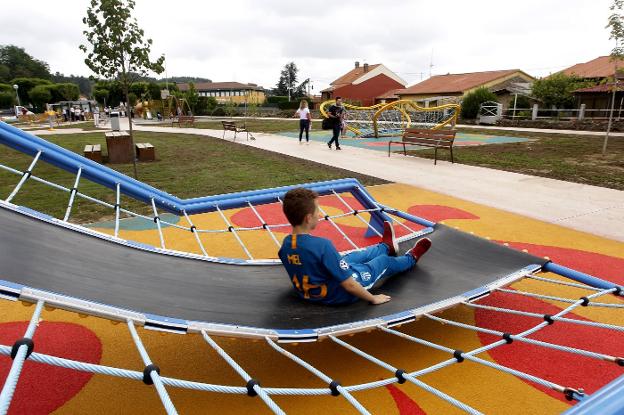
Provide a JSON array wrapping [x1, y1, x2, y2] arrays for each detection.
[[409, 131, 624, 190], [0, 131, 386, 223]]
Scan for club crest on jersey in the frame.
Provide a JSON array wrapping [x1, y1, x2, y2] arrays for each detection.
[[339, 260, 349, 270], [360, 272, 371, 281]]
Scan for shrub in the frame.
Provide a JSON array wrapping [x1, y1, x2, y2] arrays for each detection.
[[212, 106, 226, 116], [277, 100, 301, 110], [267, 95, 289, 105], [0, 83, 13, 94], [460, 87, 498, 119]]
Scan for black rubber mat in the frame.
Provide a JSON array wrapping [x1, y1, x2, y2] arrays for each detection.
[[0, 206, 546, 330]]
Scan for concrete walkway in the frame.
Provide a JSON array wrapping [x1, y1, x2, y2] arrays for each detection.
[[127, 122, 624, 242]]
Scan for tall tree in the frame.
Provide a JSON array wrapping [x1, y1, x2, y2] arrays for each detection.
[[0, 45, 51, 82], [604, 0, 624, 154], [275, 62, 298, 99], [80, 0, 164, 178]]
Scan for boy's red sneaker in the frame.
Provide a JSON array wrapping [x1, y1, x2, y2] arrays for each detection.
[[381, 221, 399, 256], [406, 237, 432, 262]]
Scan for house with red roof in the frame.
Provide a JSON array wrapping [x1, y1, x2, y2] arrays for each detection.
[[397, 69, 535, 109], [563, 56, 624, 113], [321, 62, 407, 106]]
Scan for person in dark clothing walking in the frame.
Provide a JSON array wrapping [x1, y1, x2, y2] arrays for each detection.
[[327, 97, 344, 150]]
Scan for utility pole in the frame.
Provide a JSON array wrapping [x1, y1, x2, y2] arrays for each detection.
[[287, 71, 291, 102], [429, 49, 434, 78]]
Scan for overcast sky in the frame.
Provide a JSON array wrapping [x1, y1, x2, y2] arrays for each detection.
[[0, 0, 616, 91]]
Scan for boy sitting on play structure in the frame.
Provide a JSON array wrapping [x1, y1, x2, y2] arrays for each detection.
[[278, 188, 432, 305]]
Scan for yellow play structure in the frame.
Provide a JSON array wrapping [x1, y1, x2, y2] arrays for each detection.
[[319, 99, 460, 137]]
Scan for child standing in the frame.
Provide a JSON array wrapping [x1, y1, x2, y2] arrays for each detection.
[[278, 188, 431, 305], [295, 99, 312, 144]]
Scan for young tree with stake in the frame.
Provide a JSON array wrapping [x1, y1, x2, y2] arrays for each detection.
[[80, 0, 164, 178]]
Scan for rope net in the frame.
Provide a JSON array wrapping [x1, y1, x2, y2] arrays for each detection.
[[319, 100, 460, 138]]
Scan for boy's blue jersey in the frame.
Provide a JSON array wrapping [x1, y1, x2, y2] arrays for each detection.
[[278, 234, 357, 305]]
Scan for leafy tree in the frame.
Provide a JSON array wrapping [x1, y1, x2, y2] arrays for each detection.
[[604, 0, 624, 154], [10, 78, 53, 106], [51, 83, 80, 101], [0, 83, 12, 93], [0, 65, 10, 83], [508, 94, 532, 109], [275, 62, 298, 98], [531, 73, 593, 108], [28, 85, 52, 112], [196, 96, 217, 115], [93, 88, 109, 104], [80, 0, 164, 178], [460, 87, 498, 119], [51, 72, 93, 96], [185, 82, 199, 113], [0, 92, 13, 108], [0, 45, 51, 81]]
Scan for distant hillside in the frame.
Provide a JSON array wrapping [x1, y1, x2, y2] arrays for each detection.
[[166, 76, 212, 83]]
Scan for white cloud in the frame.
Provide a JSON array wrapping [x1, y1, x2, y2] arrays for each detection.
[[0, 0, 615, 91]]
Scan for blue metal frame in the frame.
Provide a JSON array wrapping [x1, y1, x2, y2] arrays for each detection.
[[562, 374, 624, 414]]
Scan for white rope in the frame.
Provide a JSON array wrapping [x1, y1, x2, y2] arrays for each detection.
[[215, 205, 253, 260], [247, 202, 282, 248], [424, 313, 623, 364], [63, 167, 82, 222], [331, 190, 382, 237], [126, 321, 178, 415], [201, 331, 285, 415], [329, 335, 483, 415], [150, 198, 166, 249], [317, 204, 360, 250], [463, 302, 624, 332], [265, 337, 371, 415], [182, 210, 209, 256], [0, 300, 44, 415], [381, 326, 566, 393], [497, 288, 624, 308], [5, 150, 42, 203], [526, 275, 604, 291]]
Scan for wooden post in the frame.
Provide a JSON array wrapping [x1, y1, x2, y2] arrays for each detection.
[[578, 104, 586, 121], [532, 104, 538, 121]]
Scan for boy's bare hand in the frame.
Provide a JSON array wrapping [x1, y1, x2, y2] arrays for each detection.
[[370, 294, 391, 305]]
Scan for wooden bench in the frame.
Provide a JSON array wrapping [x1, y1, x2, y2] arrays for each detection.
[[388, 128, 456, 165], [222, 121, 255, 141], [84, 144, 102, 163], [171, 115, 196, 127], [136, 143, 155, 161]]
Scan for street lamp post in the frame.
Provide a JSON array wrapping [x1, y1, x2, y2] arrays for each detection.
[[13, 84, 20, 109]]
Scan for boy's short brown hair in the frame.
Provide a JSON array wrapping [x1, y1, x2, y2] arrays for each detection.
[[282, 188, 318, 226]]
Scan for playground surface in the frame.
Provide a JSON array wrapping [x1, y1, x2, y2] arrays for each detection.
[[1, 181, 622, 414], [277, 130, 533, 151]]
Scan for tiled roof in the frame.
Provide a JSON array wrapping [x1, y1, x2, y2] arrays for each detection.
[[376, 88, 406, 99], [560, 56, 621, 79], [330, 64, 381, 86], [573, 83, 624, 93], [399, 69, 525, 95], [178, 82, 264, 91]]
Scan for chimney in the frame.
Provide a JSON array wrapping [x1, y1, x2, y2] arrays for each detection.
[[363, 63, 369, 72], [355, 61, 360, 68]]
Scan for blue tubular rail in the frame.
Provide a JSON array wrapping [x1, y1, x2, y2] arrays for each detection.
[[1, 121, 431, 234], [543, 262, 623, 293]]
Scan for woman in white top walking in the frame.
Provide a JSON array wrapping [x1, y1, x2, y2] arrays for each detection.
[[294, 99, 311, 144]]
